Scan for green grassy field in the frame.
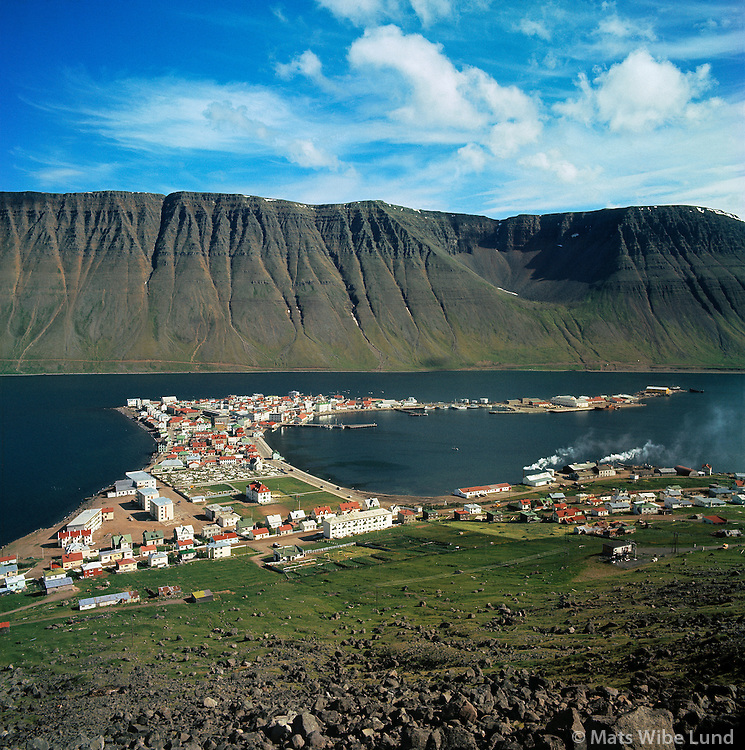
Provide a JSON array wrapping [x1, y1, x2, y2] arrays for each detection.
[[207, 476, 344, 516], [1, 510, 742, 688]]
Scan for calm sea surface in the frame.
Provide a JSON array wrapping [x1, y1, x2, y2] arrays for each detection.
[[1, 371, 743, 546]]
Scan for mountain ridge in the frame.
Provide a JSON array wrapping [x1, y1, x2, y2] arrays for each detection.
[[1, 191, 744, 373]]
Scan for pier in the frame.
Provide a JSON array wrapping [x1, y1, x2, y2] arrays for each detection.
[[290, 422, 378, 430]]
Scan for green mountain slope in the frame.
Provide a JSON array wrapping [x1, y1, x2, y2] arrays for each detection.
[[0, 191, 743, 372]]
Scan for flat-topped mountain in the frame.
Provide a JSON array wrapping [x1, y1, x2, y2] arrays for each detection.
[[1, 191, 743, 372]]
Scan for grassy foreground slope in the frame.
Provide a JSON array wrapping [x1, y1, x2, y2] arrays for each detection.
[[2, 513, 743, 690]]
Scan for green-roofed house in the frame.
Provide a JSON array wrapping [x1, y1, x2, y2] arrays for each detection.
[[111, 534, 133, 549], [519, 510, 541, 523], [273, 545, 305, 563], [143, 530, 165, 545]]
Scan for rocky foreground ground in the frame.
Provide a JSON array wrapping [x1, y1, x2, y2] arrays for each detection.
[[1, 633, 743, 750]]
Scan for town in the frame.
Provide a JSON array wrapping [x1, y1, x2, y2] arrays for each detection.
[[1, 387, 743, 613]]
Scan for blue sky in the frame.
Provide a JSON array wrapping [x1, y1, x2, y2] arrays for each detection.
[[2, 0, 743, 218]]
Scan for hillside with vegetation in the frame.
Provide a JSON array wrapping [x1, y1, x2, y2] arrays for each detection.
[[1, 191, 744, 373], [2, 510, 743, 748]]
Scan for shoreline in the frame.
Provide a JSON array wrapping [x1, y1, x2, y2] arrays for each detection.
[[3, 379, 740, 558], [2, 364, 744, 377]]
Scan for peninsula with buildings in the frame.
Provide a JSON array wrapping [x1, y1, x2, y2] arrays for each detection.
[[2, 384, 742, 604]]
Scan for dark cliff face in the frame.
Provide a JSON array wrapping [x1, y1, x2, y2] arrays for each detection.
[[0, 191, 743, 372]]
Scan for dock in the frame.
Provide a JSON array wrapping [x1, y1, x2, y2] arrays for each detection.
[[290, 422, 378, 430]]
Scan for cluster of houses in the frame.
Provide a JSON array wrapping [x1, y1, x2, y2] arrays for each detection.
[[50, 520, 244, 587], [38, 493, 401, 595], [520, 459, 724, 491], [0, 553, 25, 595], [127, 391, 426, 474], [243, 497, 394, 541], [447, 481, 745, 532]]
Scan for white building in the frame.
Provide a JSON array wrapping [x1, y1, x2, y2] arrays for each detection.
[[67, 508, 103, 534], [216, 511, 241, 529], [550, 395, 591, 409], [266, 514, 283, 530], [126, 470, 157, 489], [322, 508, 393, 539], [150, 496, 174, 522], [523, 471, 555, 487], [137, 486, 160, 511], [149, 551, 169, 568], [108, 478, 136, 498], [205, 503, 232, 520], [173, 525, 194, 542], [454, 483, 511, 499], [664, 497, 694, 509], [207, 540, 232, 559], [246, 482, 272, 504]]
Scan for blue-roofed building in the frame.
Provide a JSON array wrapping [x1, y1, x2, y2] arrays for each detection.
[[0, 564, 18, 581], [0, 574, 27, 593], [43, 576, 75, 594], [207, 540, 232, 559], [694, 496, 727, 508], [79, 590, 139, 611], [606, 501, 631, 513]]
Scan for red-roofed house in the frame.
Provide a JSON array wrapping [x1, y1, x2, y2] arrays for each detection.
[[312, 506, 333, 520], [398, 509, 417, 524], [277, 524, 293, 536], [553, 508, 584, 523], [247, 481, 272, 504], [62, 551, 84, 571], [57, 529, 93, 548], [250, 528, 270, 541], [339, 500, 361, 514], [212, 531, 239, 544], [454, 483, 511, 499]]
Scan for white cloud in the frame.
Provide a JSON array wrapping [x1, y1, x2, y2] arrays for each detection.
[[409, 0, 452, 26], [202, 100, 269, 139], [456, 143, 488, 172], [286, 139, 341, 170], [316, 0, 452, 26], [516, 17, 551, 41], [596, 14, 656, 41], [316, 0, 402, 25], [348, 25, 540, 154], [275, 50, 324, 81], [349, 26, 483, 129], [68, 78, 351, 176], [557, 49, 717, 132], [520, 150, 600, 183]]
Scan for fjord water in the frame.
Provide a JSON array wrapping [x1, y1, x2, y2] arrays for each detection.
[[0, 371, 743, 547]]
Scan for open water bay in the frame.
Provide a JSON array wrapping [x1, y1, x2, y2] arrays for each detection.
[[0, 371, 743, 547]]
